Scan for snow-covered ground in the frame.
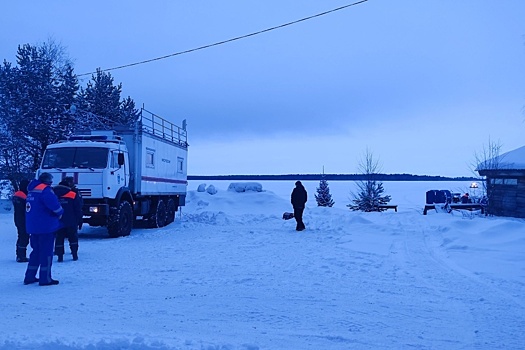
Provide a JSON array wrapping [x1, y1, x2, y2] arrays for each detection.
[[0, 180, 524, 350]]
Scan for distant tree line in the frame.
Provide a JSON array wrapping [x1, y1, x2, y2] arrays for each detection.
[[188, 174, 477, 181], [0, 40, 140, 190]]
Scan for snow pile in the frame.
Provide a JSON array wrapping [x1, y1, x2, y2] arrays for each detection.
[[206, 184, 217, 195], [196, 183, 218, 195], [227, 182, 263, 192]]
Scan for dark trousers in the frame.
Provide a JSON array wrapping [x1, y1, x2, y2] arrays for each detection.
[[25, 232, 55, 285], [54, 226, 79, 257], [293, 207, 305, 230], [16, 226, 29, 258]]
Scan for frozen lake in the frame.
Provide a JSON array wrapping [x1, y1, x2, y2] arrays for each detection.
[[188, 180, 480, 213]]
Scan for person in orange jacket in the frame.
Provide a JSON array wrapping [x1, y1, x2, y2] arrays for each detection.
[[13, 179, 30, 262], [53, 177, 83, 262]]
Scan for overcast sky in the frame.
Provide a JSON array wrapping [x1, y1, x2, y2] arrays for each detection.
[[1, 1, 524, 177]]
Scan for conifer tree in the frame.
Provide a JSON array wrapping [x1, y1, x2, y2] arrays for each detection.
[[348, 149, 391, 212], [0, 40, 78, 186], [78, 68, 139, 128], [119, 96, 141, 127], [315, 177, 335, 207]]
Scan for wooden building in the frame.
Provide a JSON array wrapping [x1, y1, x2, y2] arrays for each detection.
[[477, 145, 525, 218]]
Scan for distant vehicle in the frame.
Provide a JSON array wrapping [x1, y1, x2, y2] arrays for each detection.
[[37, 108, 188, 237], [425, 190, 452, 204]]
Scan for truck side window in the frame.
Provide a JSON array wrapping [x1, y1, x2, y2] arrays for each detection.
[[110, 152, 119, 168], [146, 149, 155, 168], [177, 157, 184, 173]]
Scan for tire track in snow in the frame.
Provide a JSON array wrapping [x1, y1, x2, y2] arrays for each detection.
[[387, 213, 525, 349]]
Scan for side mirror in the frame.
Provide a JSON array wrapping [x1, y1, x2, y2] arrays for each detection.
[[118, 153, 125, 166]]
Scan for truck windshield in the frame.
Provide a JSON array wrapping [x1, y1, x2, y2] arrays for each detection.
[[42, 147, 109, 169]]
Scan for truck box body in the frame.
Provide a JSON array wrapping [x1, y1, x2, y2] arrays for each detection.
[[120, 129, 187, 197]]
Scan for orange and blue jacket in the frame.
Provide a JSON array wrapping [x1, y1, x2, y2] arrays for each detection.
[[26, 180, 64, 234]]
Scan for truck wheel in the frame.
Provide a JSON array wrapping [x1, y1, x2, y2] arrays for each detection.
[[108, 201, 133, 237], [149, 199, 167, 228], [166, 199, 176, 224]]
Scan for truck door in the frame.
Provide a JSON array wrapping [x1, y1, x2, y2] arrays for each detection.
[[122, 152, 130, 187], [111, 150, 128, 188]]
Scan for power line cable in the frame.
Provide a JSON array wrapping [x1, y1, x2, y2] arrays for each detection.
[[78, 0, 369, 77]]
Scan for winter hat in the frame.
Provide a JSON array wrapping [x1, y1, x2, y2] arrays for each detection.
[[38, 172, 53, 185], [60, 176, 75, 188], [19, 179, 30, 193]]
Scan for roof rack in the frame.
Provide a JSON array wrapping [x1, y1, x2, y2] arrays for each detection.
[[139, 108, 188, 148]]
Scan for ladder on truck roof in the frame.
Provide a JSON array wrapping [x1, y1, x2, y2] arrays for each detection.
[[139, 108, 188, 149]]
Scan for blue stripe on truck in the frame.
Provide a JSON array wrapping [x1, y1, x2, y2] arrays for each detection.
[[141, 176, 188, 184]]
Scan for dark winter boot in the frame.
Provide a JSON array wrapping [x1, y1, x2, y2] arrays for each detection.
[[39, 279, 59, 286], [23, 277, 39, 285], [57, 255, 63, 262], [16, 247, 28, 262], [72, 252, 78, 261]]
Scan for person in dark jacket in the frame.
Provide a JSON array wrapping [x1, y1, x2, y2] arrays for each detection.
[[54, 177, 83, 262], [24, 172, 64, 286], [461, 193, 471, 204], [13, 179, 30, 262], [291, 181, 307, 231]]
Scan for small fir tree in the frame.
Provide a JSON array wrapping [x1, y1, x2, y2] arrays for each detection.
[[347, 149, 391, 212], [348, 180, 391, 212], [315, 177, 335, 207]]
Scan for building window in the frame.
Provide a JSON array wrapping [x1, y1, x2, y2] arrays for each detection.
[[490, 178, 518, 185], [177, 157, 184, 174], [146, 148, 155, 168]]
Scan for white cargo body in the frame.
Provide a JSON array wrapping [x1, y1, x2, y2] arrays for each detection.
[[37, 108, 188, 237], [120, 129, 187, 196]]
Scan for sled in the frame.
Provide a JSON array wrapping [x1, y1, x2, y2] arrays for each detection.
[[282, 212, 294, 220]]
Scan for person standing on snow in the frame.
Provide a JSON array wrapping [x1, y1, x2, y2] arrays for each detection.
[[53, 176, 83, 262], [24, 172, 64, 286], [13, 179, 30, 262], [291, 181, 307, 231]]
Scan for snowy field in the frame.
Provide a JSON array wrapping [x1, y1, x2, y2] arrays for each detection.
[[0, 180, 524, 350]]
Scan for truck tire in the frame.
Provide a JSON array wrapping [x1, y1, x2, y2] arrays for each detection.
[[149, 199, 167, 228], [108, 201, 133, 237], [166, 199, 176, 224]]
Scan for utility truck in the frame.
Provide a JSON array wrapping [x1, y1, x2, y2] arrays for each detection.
[[37, 108, 188, 237]]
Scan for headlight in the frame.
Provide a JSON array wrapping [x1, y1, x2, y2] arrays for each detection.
[[89, 207, 99, 213]]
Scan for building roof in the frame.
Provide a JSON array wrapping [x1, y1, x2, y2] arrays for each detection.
[[477, 145, 525, 171]]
